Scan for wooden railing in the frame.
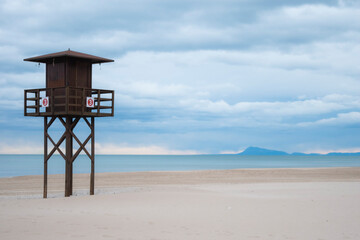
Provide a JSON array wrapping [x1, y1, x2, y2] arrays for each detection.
[[24, 87, 114, 117]]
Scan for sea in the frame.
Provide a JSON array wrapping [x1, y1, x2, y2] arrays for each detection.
[[0, 154, 360, 178]]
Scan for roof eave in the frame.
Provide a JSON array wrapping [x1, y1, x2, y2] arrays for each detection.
[[23, 50, 114, 64]]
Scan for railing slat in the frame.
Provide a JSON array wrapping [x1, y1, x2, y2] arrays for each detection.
[[51, 88, 54, 115], [24, 90, 27, 116], [36, 89, 40, 116], [97, 89, 100, 115], [81, 88, 85, 116]]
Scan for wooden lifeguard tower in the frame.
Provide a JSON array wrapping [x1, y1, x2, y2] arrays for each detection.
[[24, 49, 114, 198]]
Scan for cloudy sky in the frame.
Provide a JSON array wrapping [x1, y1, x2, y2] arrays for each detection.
[[0, 0, 359, 154]]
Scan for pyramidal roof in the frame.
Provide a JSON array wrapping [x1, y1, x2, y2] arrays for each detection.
[[24, 49, 114, 64]]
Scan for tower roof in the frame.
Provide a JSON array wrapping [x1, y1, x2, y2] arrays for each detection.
[[24, 49, 114, 64]]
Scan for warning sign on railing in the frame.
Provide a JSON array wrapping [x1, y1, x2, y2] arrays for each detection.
[[86, 97, 95, 108], [41, 97, 49, 108]]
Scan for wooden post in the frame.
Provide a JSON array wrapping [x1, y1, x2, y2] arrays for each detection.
[[51, 88, 54, 115], [70, 118, 74, 196], [43, 117, 48, 198], [81, 88, 85, 115], [35, 90, 39, 115], [111, 91, 114, 116], [97, 90, 100, 115], [65, 87, 69, 115], [65, 116, 73, 197], [24, 90, 27, 116], [90, 117, 95, 195]]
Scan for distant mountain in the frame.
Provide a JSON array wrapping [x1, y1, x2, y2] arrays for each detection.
[[238, 147, 360, 156], [239, 147, 288, 156]]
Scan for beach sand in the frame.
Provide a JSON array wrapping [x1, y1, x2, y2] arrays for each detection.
[[1, 167, 360, 239]]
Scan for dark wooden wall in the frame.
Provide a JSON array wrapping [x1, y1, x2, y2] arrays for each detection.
[[46, 61, 65, 88], [66, 58, 92, 89], [46, 57, 92, 89]]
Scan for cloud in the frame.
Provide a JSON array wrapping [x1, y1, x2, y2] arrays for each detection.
[[1, 0, 358, 61], [0, 142, 43, 154], [95, 143, 200, 155], [220, 149, 243, 154], [0, 136, 202, 155], [182, 97, 344, 116], [299, 112, 360, 127], [89, 49, 360, 131]]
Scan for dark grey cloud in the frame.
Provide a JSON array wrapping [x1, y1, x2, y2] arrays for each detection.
[[0, 0, 349, 61]]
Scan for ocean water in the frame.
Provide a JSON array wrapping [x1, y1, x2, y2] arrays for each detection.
[[0, 154, 360, 178]]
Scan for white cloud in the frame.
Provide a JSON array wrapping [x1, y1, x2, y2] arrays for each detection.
[[250, 3, 360, 44], [89, 49, 360, 133], [95, 143, 200, 155], [0, 139, 201, 155], [220, 149, 243, 154], [298, 112, 360, 127], [0, 142, 43, 154], [181, 96, 354, 116]]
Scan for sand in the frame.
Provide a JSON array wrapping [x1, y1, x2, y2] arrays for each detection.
[[1, 167, 360, 239]]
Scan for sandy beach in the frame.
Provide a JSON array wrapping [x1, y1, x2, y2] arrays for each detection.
[[1, 167, 360, 239]]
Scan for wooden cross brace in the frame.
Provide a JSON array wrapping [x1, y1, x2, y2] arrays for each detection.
[[43, 116, 95, 198]]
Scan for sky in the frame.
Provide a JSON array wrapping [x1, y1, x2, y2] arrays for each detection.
[[0, 0, 359, 154]]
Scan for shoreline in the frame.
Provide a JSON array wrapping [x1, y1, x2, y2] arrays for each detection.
[[1, 167, 360, 197], [2, 154, 360, 179], [2, 165, 360, 178]]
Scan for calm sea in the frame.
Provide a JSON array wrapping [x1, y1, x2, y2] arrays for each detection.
[[0, 154, 360, 178]]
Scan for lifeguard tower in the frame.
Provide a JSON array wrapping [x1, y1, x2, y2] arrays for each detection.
[[24, 49, 114, 198]]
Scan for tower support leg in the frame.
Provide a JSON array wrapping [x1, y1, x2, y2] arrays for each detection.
[[65, 117, 73, 197], [90, 117, 95, 195], [44, 116, 95, 198], [70, 119, 74, 195], [43, 117, 48, 198]]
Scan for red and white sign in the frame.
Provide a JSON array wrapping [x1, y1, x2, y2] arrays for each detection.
[[86, 97, 95, 108], [41, 97, 49, 108]]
